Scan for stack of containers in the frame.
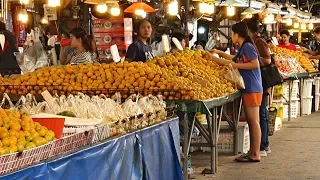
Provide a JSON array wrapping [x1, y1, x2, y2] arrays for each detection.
[[302, 79, 314, 115], [314, 77, 320, 111], [273, 80, 300, 119], [93, 18, 133, 62]]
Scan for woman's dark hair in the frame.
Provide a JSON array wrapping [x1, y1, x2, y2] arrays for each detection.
[[0, 21, 6, 32], [280, 29, 290, 36], [70, 27, 93, 52], [313, 26, 320, 34], [171, 32, 185, 48], [232, 21, 254, 45], [136, 19, 152, 35], [244, 18, 260, 33]]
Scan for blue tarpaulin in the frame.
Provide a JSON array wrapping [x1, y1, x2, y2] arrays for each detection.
[[1, 118, 183, 180]]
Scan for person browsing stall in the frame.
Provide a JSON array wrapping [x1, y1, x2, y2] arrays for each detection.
[[60, 27, 93, 65], [278, 30, 297, 51], [171, 32, 186, 53], [0, 21, 20, 76], [126, 19, 154, 62], [206, 21, 263, 162], [245, 17, 272, 157], [301, 27, 320, 70]]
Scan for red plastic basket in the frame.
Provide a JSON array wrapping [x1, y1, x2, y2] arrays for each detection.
[[32, 118, 65, 138]]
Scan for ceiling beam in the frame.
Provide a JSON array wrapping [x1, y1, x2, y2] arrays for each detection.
[[300, 1, 320, 8]]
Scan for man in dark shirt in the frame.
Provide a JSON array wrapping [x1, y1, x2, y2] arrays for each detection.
[[125, 19, 154, 62], [126, 40, 154, 62], [302, 26, 320, 70]]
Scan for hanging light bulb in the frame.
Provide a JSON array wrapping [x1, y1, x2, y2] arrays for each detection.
[[48, 0, 60, 7], [301, 23, 306, 30], [135, 9, 146, 18], [20, 0, 29, 5], [199, 2, 208, 14], [18, 9, 28, 23], [293, 22, 299, 28], [309, 23, 314, 30], [41, 17, 49, 24], [168, 0, 178, 16], [206, 3, 214, 14], [110, 3, 120, 16], [96, 1, 108, 13], [227, 6, 235, 16], [286, 18, 293, 26]]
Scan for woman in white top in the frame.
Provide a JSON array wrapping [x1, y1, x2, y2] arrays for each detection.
[[60, 27, 93, 65]]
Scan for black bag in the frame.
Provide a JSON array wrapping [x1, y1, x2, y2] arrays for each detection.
[[260, 55, 283, 89], [255, 36, 283, 89]]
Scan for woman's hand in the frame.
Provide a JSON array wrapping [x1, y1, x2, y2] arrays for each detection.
[[301, 47, 309, 53], [210, 49, 223, 55]]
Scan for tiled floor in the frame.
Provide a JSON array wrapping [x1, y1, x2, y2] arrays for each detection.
[[191, 112, 320, 180]]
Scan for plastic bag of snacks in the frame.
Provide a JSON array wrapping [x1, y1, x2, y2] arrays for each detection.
[[122, 94, 143, 131]]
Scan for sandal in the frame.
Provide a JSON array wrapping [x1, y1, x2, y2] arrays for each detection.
[[235, 153, 249, 161], [234, 156, 260, 163]]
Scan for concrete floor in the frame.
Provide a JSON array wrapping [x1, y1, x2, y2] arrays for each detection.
[[191, 111, 320, 180]]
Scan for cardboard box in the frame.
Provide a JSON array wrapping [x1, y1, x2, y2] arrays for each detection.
[[97, 45, 127, 60], [93, 18, 133, 33], [94, 32, 132, 46]]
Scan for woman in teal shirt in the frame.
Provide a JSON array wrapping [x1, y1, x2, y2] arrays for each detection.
[[206, 21, 263, 162]]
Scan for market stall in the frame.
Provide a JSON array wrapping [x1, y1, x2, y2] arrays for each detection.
[[0, 118, 182, 180], [167, 91, 242, 178]]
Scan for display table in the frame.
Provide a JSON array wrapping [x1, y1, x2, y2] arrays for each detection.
[[167, 91, 242, 180], [0, 118, 182, 180], [283, 72, 319, 120]]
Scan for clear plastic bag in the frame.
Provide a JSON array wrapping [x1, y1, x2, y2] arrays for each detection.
[[15, 41, 49, 73], [224, 64, 245, 90]]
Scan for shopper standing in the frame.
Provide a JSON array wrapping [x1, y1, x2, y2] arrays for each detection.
[[126, 19, 154, 62], [60, 27, 93, 65], [0, 21, 20, 77], [206, 22, 263, 162], [302, 27, 320, 70], [278, 30, 297, 51], [245, 18, 272, 157]]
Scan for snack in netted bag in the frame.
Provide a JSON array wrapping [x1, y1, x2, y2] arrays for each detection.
[[138, 95, 155, 127], [122, 94, 143, 131]]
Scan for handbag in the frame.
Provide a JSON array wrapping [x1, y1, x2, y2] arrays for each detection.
[[255, 36, 283, 89], [260, 54, 283, 89]]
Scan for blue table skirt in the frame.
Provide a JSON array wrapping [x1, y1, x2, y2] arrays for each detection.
[[1, 118, 183, 180]]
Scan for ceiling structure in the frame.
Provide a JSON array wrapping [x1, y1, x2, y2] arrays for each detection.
[[269, 0, 320, 16]]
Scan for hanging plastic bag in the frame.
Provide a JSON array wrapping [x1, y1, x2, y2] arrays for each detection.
[[224, 64, 245, 90]]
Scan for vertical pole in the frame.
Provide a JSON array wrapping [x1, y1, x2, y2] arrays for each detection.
[[211, 107, 217, 173], [184, 0, 189, 47], [288, 80, 292, 121], [300, 79, 304, 116], [183, 112, 188, 180], [298, 24, 302, 43]]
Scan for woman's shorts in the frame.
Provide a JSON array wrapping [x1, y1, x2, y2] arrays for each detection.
[[242, 92, 263, 107]]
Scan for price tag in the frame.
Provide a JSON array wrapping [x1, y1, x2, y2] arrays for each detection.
[[110, 44, 121, 63], [172, 37, 183, 51], [272, 37, 279, 46], [162, 35, 170, 53]]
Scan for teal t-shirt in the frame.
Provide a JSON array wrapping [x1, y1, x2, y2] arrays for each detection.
[[232, 42, 263, 93]]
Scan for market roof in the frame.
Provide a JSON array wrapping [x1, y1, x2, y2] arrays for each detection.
[[269, 0, 320, 16]]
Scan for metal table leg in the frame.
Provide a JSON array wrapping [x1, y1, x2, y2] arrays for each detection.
[[233, 98, 242, 155], [183, 112, 189, 180], [201, 107, 216, 174], [300, 78, 304, 117], [288, 80, 292, 121]]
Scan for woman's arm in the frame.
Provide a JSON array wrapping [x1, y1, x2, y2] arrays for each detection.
[[302, 47, 318, 56], [232, 59, 260, 70], [205, 52, 232, 65], [309, 54, 320, 59], [60, 46, 71, 65], [211, 49, 234, 60]]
